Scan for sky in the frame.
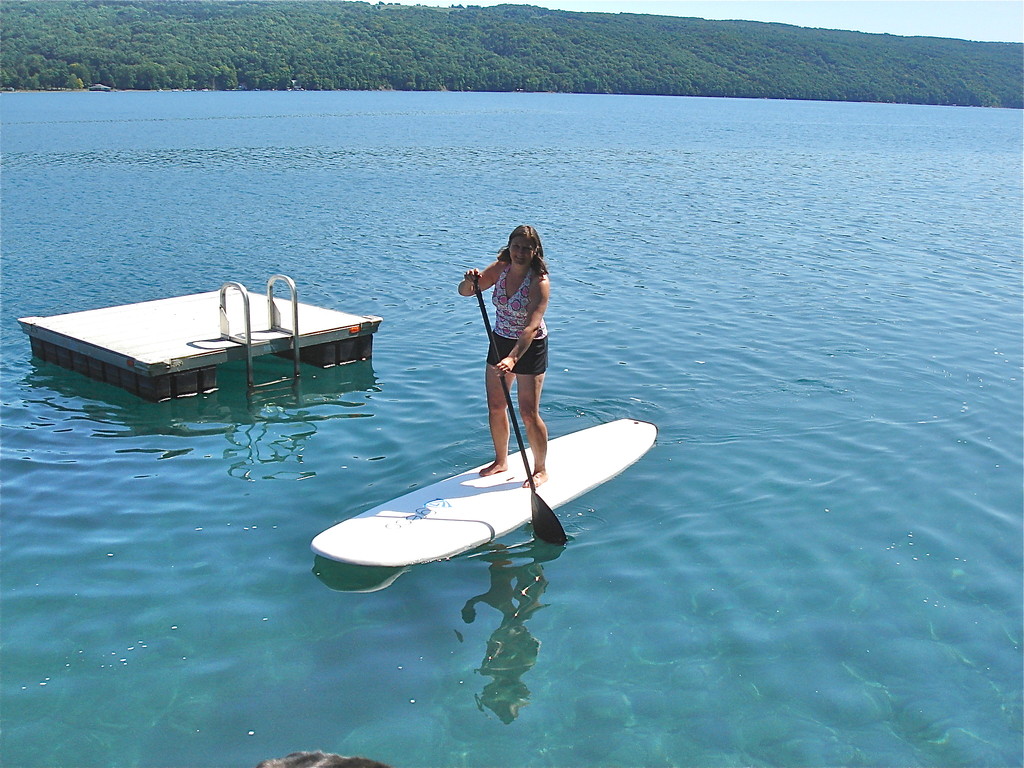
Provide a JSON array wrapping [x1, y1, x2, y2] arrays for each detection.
[[404, 1, 1024, 43]]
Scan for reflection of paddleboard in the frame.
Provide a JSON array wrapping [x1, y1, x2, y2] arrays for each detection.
[[311, 419, 657, 567], [312, 557, 409, 593]]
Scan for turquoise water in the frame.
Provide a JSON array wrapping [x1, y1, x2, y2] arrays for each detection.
[[1, 91, 1021, 768]]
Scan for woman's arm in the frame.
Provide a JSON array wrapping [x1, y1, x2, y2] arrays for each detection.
[[458, 261, 504, 296]]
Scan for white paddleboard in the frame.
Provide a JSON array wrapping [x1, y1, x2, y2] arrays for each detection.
[[311, 418, 657, 566]]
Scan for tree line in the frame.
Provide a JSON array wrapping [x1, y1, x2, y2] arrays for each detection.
[[1, 0, 1020, 108]]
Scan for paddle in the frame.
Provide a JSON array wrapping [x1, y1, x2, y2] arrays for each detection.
[[473, 277, 567, 546]]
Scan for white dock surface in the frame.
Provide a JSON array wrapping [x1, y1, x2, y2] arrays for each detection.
[[19, 291, 381, 376]]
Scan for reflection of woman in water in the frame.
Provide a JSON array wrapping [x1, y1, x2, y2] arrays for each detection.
[[461, 544, 559, 723]]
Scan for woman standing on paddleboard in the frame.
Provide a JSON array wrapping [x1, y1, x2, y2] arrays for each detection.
[[458, 225, 551, 488]]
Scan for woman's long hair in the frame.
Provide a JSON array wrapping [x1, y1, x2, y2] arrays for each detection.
[[497, 224, 549, 275]]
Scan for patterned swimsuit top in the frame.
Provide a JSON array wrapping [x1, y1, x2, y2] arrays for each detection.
[[493, 266, 548, 340]]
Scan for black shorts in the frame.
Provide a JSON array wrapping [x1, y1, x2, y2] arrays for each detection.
[[487, 333, 548, 375]]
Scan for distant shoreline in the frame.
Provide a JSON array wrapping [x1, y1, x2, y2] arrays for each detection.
[[3, 1, 1019, 109], [1, 87, 1017, 110]]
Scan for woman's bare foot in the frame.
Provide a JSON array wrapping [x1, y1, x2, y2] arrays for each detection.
[[524, 469, 548, 488], [479, 460, 508, 477]]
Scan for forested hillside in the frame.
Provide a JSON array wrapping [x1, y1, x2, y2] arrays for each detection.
[[1, 0, 1020, 107]]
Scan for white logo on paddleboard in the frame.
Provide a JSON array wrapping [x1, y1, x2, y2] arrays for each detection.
[[386, 498, 451, 529]]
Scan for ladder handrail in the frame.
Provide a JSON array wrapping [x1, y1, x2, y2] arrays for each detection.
[[219, 276, 301, 391], [267, 274, 300, 381], [219, 281, 255, 388]]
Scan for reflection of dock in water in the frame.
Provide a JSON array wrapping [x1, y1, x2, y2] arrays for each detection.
[[23, 351, 380, 481], [461, 543, 562, 723], [24, 355, 380, 434]]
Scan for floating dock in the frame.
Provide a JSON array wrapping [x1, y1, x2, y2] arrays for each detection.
[[19, 276, 382, 401]]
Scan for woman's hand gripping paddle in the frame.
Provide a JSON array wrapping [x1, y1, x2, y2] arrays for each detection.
[[473, 277, 567, 546]]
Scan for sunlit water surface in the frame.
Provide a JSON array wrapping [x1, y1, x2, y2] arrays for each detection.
[[1, 91, 1021, 767]]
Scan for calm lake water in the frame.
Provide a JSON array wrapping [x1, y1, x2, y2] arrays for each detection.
[[1, 91, 1021, 768]]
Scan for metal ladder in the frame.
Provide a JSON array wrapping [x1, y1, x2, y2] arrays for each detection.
[[219, 275, 300, 389]]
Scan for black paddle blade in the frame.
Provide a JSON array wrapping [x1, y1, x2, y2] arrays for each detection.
[[531, 493, 567, 546]]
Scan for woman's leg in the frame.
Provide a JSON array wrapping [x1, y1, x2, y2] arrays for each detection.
[[515, 372, 548, 487], [479, 363, 512, 476]]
